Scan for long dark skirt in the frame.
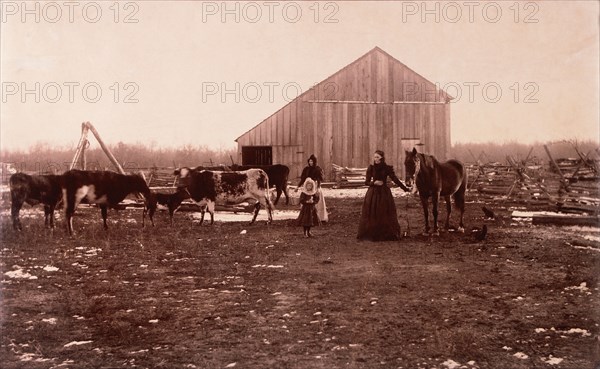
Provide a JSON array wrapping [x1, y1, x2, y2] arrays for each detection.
[[357, 185, 401, 241], [297, 204, 321, 227]]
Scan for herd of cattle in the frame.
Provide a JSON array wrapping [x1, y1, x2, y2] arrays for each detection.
[[8, 164, 291, 234]]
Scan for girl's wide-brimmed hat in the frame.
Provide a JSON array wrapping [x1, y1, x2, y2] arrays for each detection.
[[301, 178, 318, 196]]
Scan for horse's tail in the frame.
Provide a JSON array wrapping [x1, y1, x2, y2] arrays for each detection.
[[451, 160, 467, 204]]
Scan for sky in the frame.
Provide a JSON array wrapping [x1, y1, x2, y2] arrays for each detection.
[[1, 1, 598, 151]]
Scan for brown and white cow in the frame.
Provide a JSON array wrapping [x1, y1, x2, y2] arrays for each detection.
[[230, 164, 290, 205], [62, 170, 157, 235], [10, 172, 64, 230], [174, 167, 273, 225]]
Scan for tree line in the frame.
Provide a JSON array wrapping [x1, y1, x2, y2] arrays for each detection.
[[0, 142, 238, 175], [1, 139, 598, 177]]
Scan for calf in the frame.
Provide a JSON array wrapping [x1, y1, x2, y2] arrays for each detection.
[[174, 167, 273, 225], [62, 170, 157, 235], [155, 187, 191, 224], [10, 173, 64, 230], [231, 164, 290, 205]]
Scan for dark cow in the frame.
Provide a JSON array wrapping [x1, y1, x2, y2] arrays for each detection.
[[155, 187, 191, 224], [10, 173, 64, 230], [62, 170, 157, 235], [174, 167, 273, 225], [230, 164, 290, 205]]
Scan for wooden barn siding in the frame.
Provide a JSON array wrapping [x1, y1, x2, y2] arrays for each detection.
[[237, 102, 450, 180], [236, 48, 451, 180], [313, 49, 444, 103]]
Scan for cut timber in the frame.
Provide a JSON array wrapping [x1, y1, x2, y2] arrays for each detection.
[[85, 122, 126, 174], [532, 215, 600, 227]]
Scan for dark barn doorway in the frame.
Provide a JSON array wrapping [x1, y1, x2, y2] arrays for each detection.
[[242, 146, 273, 166]]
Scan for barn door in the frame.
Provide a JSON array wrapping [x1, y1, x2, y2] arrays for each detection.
[[242, 146, 273, 166], [399, 138, 422, 178]]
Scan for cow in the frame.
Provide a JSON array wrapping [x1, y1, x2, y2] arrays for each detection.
[[62, 170, 157, 235], [174, 167, 273, 225], [230, 164, 290, 205], [9, 173, 64, 230], [154, 187, 191, 225]]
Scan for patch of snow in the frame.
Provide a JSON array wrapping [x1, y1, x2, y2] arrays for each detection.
[[42, 318, 57, 325], [583, 235, 600, 242], [565, 282, 589, 292], [513, 352, 529, 359], [129, 349, 149, 354], [541, 356, 563, 365], [18, 353, 35, 361], [149, 319, 159, 324], [442, 359, 461, 369], [225, 362, 237, 368], [564, 226, 600, 233], [64, 340, 93, 347], [321, 187, 408, 199], [192, 209, 298, 223], [564, 328, 591, 337], [43, 265, 59, 272], [535, 328, 547, 333], [4, 266, 37, 280], [511, 210, 576, 218]]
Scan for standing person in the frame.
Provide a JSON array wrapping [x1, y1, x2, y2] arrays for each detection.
[[357, 150, 410, 241], [297, 154, 329, 223], [297, 178, 321, 237]]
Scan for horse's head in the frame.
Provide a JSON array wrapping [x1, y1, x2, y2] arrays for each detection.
[[404, 148, 420, 193]]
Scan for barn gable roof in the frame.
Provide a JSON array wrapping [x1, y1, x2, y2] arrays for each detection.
[[235, 46, 452, 142]]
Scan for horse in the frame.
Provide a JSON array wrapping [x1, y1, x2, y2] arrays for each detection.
[[404, 148, 467, 235]]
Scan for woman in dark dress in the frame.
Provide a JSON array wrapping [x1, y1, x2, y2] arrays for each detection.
[[297, 154, 328, 222], [357, 150, 410, 241]]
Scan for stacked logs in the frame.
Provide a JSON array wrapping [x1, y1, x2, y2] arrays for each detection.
[[467, 161, 554, 207], [332, 164, 368, 188]]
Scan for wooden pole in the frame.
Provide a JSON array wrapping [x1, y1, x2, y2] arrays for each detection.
[[70, 122, 90, 170], [85, 122, 126, 174], [524, 146, 534, 163], [543, 144, 565, 178], [79, 139, 88, 170], [533, 214, 600, 227]]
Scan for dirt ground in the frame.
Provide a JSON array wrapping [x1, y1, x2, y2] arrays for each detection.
[[1, 190, 599, 369]]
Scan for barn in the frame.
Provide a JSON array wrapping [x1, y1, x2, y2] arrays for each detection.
[[235, 47, 453, 181]]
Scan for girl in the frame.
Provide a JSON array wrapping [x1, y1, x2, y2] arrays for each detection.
[[297, 154, 329, 223], [297, 178, 321, 237]]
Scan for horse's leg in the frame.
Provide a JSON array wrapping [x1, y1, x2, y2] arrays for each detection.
[[454, 189, 466, 232], [444, 195, 452, 230], [432, 192, 440, 235], [420, 195, 430, 235]]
